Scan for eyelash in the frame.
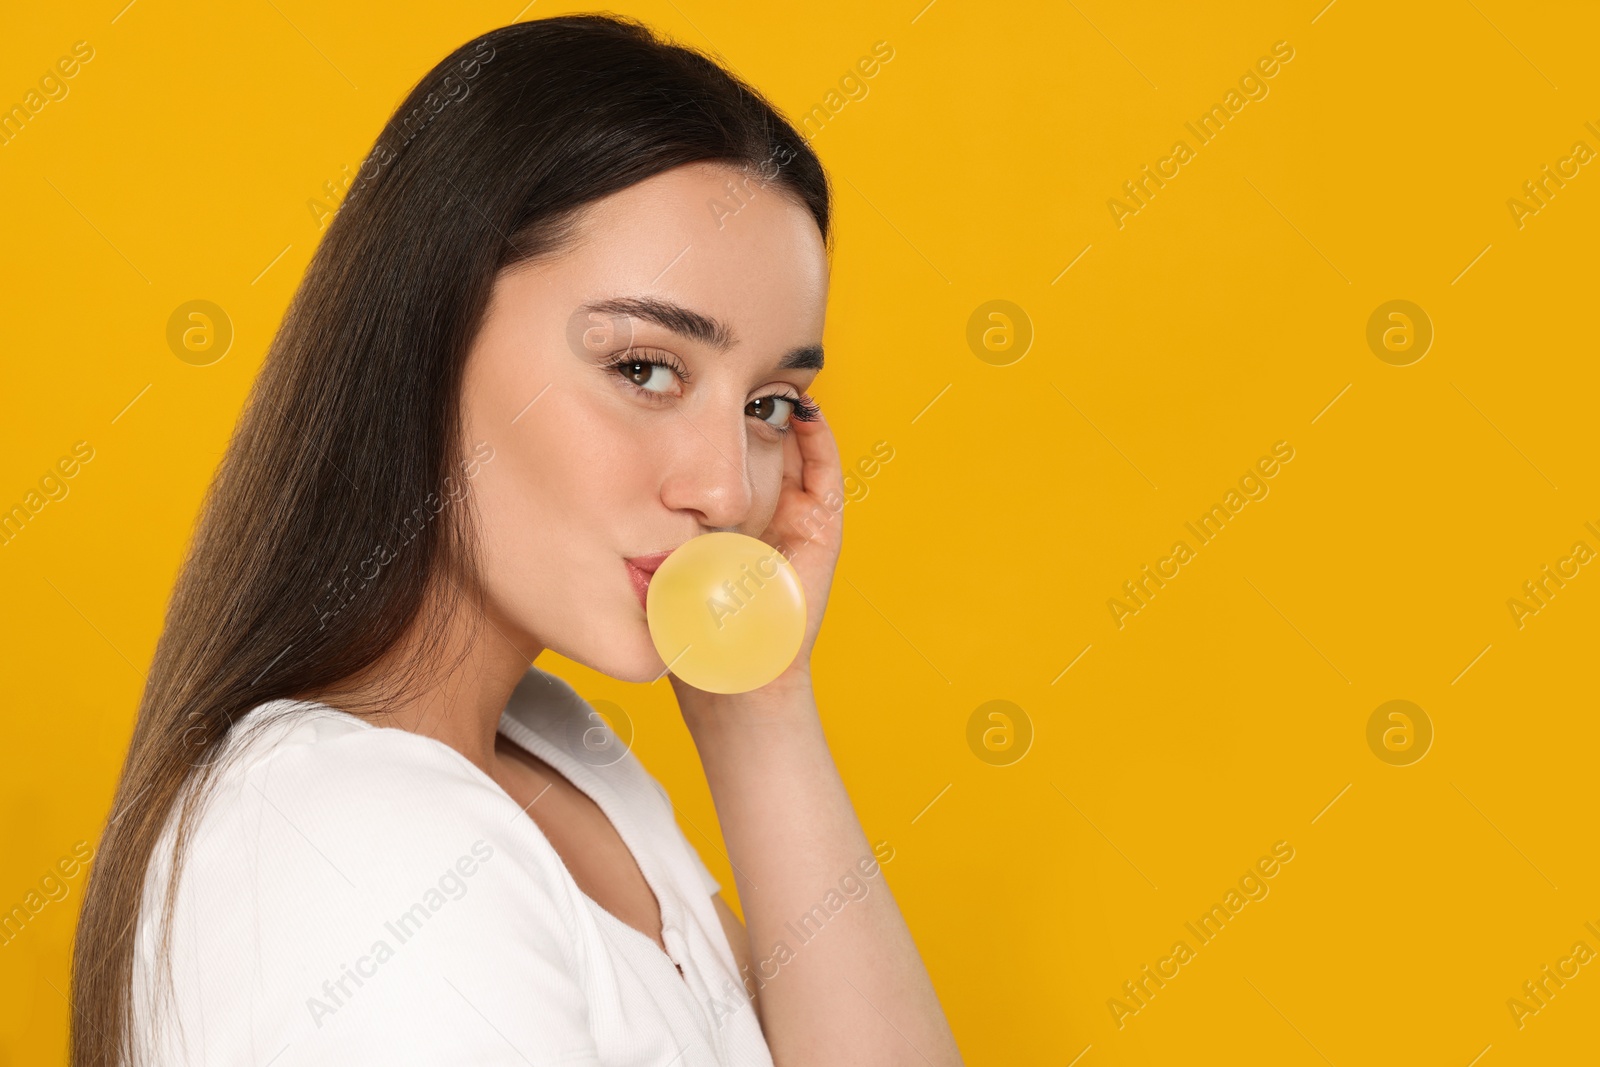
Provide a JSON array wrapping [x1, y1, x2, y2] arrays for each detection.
[[600, 349, 821, 433]]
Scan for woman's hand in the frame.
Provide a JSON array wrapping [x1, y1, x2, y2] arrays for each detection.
[[671, 404, 843, 706], [761, 404, 845, 668], [664, 404, 964, 1064]]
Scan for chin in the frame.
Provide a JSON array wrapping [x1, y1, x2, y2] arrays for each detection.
[[569, 607, 668, 684], [591, 649, 669, 685]]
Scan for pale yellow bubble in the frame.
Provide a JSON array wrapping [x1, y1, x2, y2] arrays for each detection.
[[645, 532, 806, 694]]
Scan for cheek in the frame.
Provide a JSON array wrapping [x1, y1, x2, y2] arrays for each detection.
[[744, 445, 787, 533], [471, 403, 650, 606]]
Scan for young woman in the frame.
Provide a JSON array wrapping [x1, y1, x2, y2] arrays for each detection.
[[69, 13, 962, 1067]]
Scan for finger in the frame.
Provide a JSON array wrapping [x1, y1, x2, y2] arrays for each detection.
[[780, 415, 805, 495], [791, 404, 843, 506]]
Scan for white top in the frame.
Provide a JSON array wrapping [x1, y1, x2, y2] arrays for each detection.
[[131, 665, 773, 1066]]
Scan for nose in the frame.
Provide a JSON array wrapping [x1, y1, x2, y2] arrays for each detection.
[[657, 407, 755, 531]]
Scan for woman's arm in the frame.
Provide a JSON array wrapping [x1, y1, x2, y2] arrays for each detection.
[[669, 405, 961, 1064], [711, 892, 754, 977], [679, 679, 962, 1065]]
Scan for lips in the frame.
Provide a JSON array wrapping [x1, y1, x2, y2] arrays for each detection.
[[624, 551, 673, 575], [624, 551, 675, 611]]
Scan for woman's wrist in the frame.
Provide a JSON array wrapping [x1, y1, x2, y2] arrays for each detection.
[[671, 667, 817, 735]]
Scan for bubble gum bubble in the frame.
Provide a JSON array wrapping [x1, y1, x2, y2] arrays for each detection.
[[645, 532, 806, 694]]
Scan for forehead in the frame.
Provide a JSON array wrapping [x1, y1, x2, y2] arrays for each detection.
[[542, 161, 829, 349]]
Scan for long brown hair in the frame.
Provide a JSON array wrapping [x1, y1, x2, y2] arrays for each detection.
[[70, 14, 831, 1065]]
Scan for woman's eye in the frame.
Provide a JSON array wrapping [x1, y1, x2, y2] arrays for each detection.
[[606, 353, 815, 435], [612, 358, 680, 395], [747, 394, 798, 429]]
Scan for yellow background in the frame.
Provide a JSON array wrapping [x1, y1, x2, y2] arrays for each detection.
[[3, 1, 1598, 1063]]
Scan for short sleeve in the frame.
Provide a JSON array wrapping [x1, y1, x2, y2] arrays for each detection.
[[685, 835, 723, 896], [141, 720, 607, 1067], [637, 767, 723, 898], [508, 666, 722, 898]]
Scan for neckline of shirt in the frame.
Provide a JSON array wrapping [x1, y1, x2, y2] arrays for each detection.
[[493, 675, 690, 965]]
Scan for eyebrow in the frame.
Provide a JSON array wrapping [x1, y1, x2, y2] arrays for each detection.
[[579, 295, 824, 372]]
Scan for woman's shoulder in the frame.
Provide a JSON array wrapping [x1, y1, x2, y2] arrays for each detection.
[[209, 696, 493, 804], [163, 697, 565, 898], [139, 697, 603, 978], [136, 697, 604, 1063]]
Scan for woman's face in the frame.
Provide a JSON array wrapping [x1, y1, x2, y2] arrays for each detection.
[[460, 161, 829, 683]]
